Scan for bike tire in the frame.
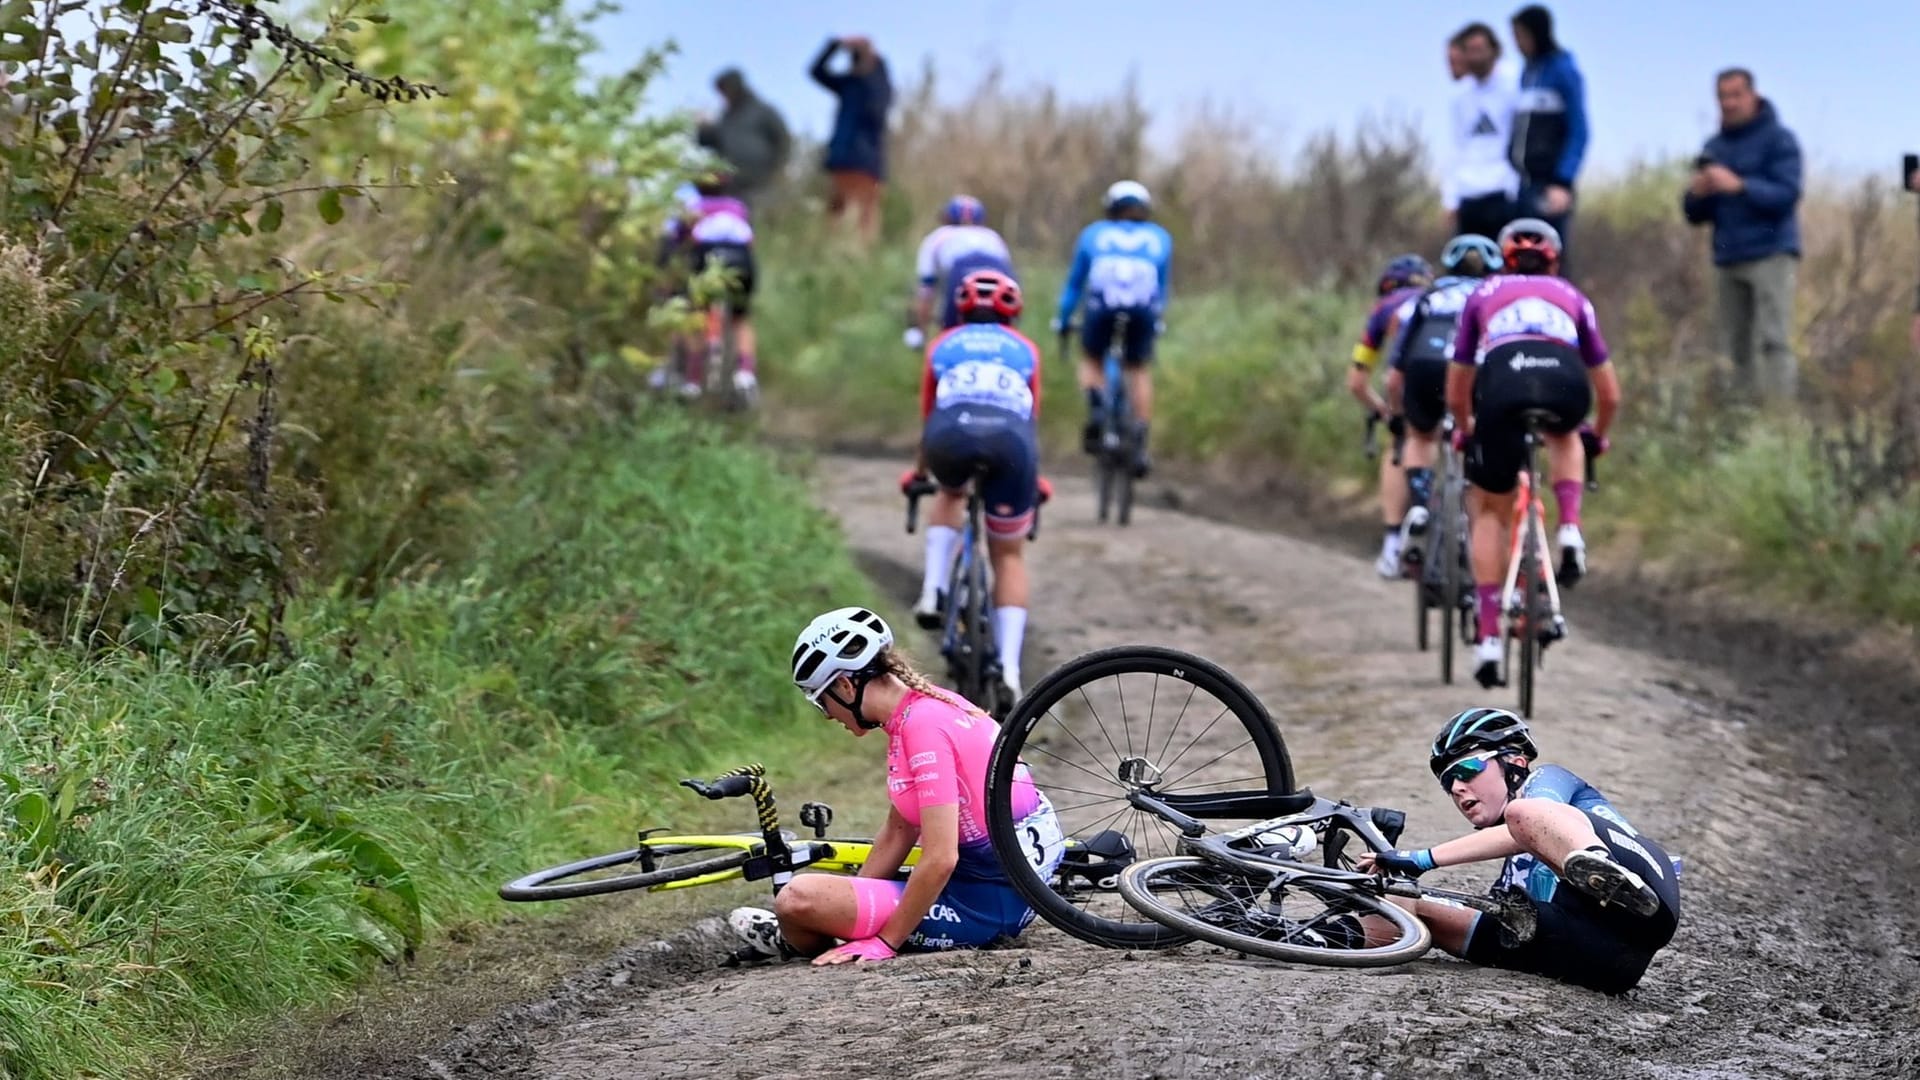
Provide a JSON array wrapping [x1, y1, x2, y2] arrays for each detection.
[[967, 507, 1000, 717], [1438, 471, 1460, 684], [1095, 454, 1115, 524], [499, 840, 752, 902], [1517, 453, 1541, 717], [984, 645, 1296, 950], [1414, 561, 1431, 653], [944, 542, 984, 705], [1117, 856, 1432, 967]]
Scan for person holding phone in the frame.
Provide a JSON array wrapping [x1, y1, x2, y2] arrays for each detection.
[[1682, 68, 1803, 406]]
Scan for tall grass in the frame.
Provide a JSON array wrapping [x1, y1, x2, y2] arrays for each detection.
[[0, 413, 875, 1080], [754, 66, 1920, 629]]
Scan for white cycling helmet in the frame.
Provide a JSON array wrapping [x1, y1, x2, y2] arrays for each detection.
[[791, 607, 893, 705], [1104, 179, 1152, 211]]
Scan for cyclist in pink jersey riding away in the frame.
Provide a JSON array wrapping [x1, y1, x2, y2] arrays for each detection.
[[654, 172, 760, 401], [1446, 218, 1621, 689], [728, 607, 1065, 964]]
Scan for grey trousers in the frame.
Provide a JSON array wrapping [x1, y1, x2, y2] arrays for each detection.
[[1716, 253, 1798, 402]]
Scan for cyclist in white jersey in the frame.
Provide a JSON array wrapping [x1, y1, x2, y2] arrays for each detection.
[[903, 195, 1015, 350]]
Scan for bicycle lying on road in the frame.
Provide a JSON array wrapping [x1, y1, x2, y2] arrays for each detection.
[[500, 763, 1130, 961], [982, 645, 1536, 965], [904, 465, 1042, 721]]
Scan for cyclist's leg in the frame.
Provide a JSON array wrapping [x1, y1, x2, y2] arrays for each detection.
[[1367, 895, 1478, 955], [979, 419, 1038, 694], [1463, 395, 1525, 683], [1120, 309, 1157, 474], [916, 414, 974, 621], [1079, 307, 1116, 450], [1374, 446, 1409, 576], [1532, 356, 1593, 582], [1506, 801, 1677, 930], [769, 872, 869, 956], [1401, 357, 1450, 519], [729, 246, 758, 382]]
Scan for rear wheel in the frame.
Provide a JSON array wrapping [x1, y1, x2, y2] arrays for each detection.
[[985, 645, 1297, 949], [1117, 856, 1431, 967], [499, 840, 753, 902]]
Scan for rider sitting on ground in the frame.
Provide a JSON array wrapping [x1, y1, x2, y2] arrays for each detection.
[[1351, 254, 1434, 577], [1357, 708, 1682, 995], [654, 171, 761, 400], [1446, 218, 1619, 689], [1382, 236, 1503, 575], [1052, 180, 1174, 479], [904, 195, 1017, 349], [729, 608, 1065, 965], [902, 270, 1047, 700]]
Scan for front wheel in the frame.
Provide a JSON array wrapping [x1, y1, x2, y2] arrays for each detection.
[[985, 645, 1296, 950], [499, 839, 753, 902], [1118, 857, 1432, 967]]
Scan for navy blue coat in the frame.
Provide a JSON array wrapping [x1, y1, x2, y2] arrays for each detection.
[[1682, 100, 1803, 266], [810, 40, 893, 179]]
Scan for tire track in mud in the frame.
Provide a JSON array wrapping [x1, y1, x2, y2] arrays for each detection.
[[380, 456, 1920, 1080]]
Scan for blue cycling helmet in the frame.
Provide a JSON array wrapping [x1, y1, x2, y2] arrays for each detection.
[[1440, 234, 1503, 276], [942, 195, 987, 226], [1377, 253, 1433, 295]]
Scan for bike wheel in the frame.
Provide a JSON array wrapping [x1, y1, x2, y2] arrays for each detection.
[[1438, 476, 1460, 684], [985, 645, 1297, 949], [499, 839, 753, 902], [1095, 451, 1115, 524], [943, 543, 984, 705], [967, 516, 1000, 717], [1414, 558, 1431, 653], [1519, 543, 1541, 718], [1118, 857, 1431, 967], [1116, 420, 1138, 527]]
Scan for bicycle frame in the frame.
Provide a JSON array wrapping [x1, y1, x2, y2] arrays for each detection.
[[1126, 789, 1525, 925], [1500, 435, 1566, 639], [652, 764, 916, 891]]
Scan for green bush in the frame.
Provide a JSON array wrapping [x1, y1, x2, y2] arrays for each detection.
[[0, 414, 875, 1080]]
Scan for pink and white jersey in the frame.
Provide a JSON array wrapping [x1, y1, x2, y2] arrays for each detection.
[[1451, 275, 1610, 369], [883, 689, 1042, 882], [665, 194, 753, 247]]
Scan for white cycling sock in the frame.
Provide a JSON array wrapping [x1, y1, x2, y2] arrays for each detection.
[[993, 606, 1029, 678], [920, 527, 959, 605]]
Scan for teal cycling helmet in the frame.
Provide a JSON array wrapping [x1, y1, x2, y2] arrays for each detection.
[[1430, 707, 1538, 780], [1440, 234, 1503, 276]]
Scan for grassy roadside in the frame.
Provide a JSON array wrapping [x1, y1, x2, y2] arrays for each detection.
[[0, 413, 877, 1080], [755, 222, 1920, 630]]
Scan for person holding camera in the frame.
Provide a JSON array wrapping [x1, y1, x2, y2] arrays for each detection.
[[1682, 68, 1803, 405]]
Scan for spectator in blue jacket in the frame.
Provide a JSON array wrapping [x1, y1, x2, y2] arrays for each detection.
[[810, 35, 893, 246], [1682, 69, 1803, 404], [1509, 6, 1587, 265]]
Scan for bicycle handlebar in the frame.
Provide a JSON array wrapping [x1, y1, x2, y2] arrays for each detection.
[[680, 774, 755, 800], [1363, 413, 1405, 466], [902, 478, 938, 533]]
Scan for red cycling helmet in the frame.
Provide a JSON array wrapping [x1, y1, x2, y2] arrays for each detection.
[[1498, 217, 1563, 275], [954, 270, 1023, 322]]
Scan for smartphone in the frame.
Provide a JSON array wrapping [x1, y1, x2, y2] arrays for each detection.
[[1905, 153, 1919, 191]]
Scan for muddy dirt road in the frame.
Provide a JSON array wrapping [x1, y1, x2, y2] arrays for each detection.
[[294, 456, 1920, 1080]]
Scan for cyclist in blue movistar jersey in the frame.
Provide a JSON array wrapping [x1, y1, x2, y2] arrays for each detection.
[[1358, 707, 1682, 995], [1052, 180, 1173, 478], [902, 270, 1047, 700], [903, 195, 1017, 350], [1353, 253, 1433, 577], [1382, 235, 1502, 574]]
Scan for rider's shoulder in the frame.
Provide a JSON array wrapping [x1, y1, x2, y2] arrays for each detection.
[[1517, 763, 1591, 802]]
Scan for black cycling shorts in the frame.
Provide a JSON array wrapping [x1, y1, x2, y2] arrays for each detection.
[[1463, 341, 1590, 495], [690, 242, 755, 317], [1400, 357, 1449, 435], [1463, 807, 1681, 995]]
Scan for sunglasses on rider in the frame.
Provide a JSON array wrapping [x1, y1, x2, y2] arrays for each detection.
[[1437, 749, 1505, 790]]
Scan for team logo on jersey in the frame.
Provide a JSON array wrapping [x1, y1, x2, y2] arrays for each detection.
[[1506, 352, 1561, 371], [1470, 111, 1498, 136], [1485, 297, 1579, 345], [1094, 230, 1165, 258]]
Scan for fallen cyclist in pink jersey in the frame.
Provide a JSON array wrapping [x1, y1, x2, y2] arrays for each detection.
[[728, 607, 1065, 965]]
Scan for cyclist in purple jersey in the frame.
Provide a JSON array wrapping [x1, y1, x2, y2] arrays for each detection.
[[1445, 219, 1621, 689], [1358, 708, 1681, 995], [656, 172, 761, 399], [727, 609, 1064, 965], [1351, 254, 1432, 577]]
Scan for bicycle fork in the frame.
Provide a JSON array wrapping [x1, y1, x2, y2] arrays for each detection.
[[1501, 479, 1567, 645]]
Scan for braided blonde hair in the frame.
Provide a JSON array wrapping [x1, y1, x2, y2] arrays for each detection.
[[879, 648, 987, 716]]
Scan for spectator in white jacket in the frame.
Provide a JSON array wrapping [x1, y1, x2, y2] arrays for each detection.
[[1442, 23, 1522, 240]]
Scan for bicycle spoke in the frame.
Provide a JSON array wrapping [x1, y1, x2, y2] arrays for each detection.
[[1157, 703, 1236, 778], [1024, 741, 1127, 792], [1116, 674, 1133, 759], [1075, 683, 1129, 764], [1162, 737, 1259, 792], [1154, 680, 1202, 763], [1141, 673, 1159, 764]]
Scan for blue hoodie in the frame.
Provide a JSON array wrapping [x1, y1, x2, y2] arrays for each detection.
[[1681, 99, 1802, 266], [1510, 49, 1589, 190]]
